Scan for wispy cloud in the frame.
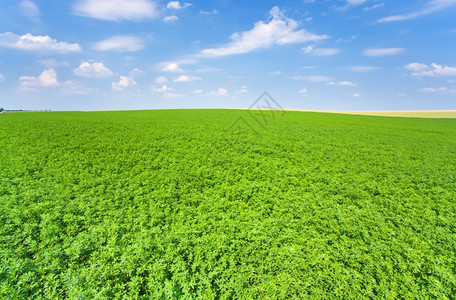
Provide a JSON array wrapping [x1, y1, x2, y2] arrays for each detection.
[[163, 15, 178, 22], [198, 6, 328, 58], [405, 62, 456, 76], [0, 32, 80, 53], [363, 48, 404, 56], [303, 46, 340, 56], [327, 81, 358, 87], [73, 0, 158, 21], [74, 61, 114, 78], [364, 3, 384, 11], [419, 86, 455, 93], [94, 35, 144, 52], [290, 75, 332, 82], [199, 9, 218, 15], [347, 66, 379, 72], [378, 0, 456, 22], [298, 88, 309, 96], [19, 0, 40, 22]]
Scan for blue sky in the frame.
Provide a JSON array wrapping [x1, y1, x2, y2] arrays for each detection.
[[1, 0, 456, 111]]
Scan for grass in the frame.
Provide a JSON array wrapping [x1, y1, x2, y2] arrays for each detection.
[[1, 109, 455, 298]]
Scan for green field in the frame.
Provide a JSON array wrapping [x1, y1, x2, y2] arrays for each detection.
[[1, 109, 455, 298]]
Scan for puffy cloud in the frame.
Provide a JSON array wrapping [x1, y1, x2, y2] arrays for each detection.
[[209, 88, 228, 96], [193, 89, 203, 94], [378, 0, 456, 22], [199, 6, 328, 58], [353, 93, 361, 97], [173, 75, 201, 82], [167, 1, 191, 9], [19, 0, 40, 21], [163, 15, 178, 22], [73, 0, 158, 21], [94, 35, 144, 52], [162, 62, 184, 73], [405, 63, 456, 76], [112, 76, 137, 91], [74, 61, 114, 78], [0, 32, 81, 53], [19, 68, 61, 90], [0, 74, 5, 82], [303, 46, 340, 56], [363, 48, 404, 56]]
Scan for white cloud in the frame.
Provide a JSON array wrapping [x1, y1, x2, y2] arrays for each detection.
[[74, 61, 114, 78], [347, 66, 379, 72], [73, 0, 158, 21], [0, 32, 81, 53], [270, 71, 282, 76], [209, 88, 228, 96], [173, 75, 201, 82], [363, 48, 404, 56], [353, 93, 361, 97], [378, 0, 456, 22], [290, 75, 332, 82], [167, 1, 191, 9], [38, 59, 70, 67], [112, 76, 137, 91], [298, 88, 308, 96], [193, 89, 203, 94], [239, 85, 248, 93], [418, 87, 449, 92], [405, 63, 456, 76], [162, 62, 184, 73], [154, 76, 167, 84], [303, 46, 340, 56], [199, 6, 328, 58], [19, 68, 61, 90], [151, 84, 172, 93], [328, 81, 358, 87], [19, 0, 40, 21], [364, 3, 384, 11], [163, 15, 178, 22], [199, 9, 218, 15], [94, 35, 144, 52], [0, 74, 5, 82], [339, 81, 358, 87]]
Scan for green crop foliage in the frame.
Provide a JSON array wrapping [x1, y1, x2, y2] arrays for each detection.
[[0, 109, 455, 298]]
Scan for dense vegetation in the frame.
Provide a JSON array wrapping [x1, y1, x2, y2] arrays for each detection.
[[1, 109, 455, 298]]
